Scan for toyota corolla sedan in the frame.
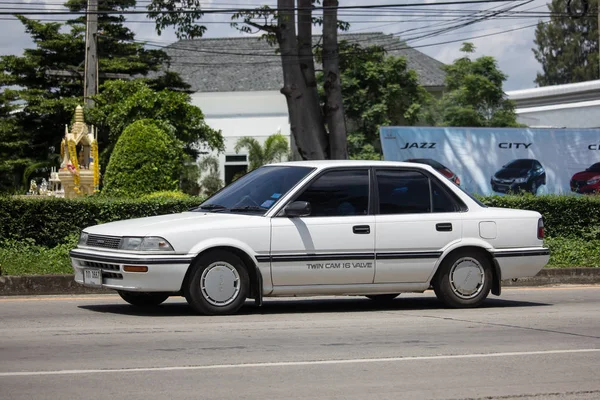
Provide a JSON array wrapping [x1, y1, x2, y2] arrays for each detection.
[[71, 160, 549, 315]]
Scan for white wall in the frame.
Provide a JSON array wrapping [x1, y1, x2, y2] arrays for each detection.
[[191, 91, 291, 183], [514, 100, 600, 129]]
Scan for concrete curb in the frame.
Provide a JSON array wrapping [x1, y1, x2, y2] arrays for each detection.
[[1, 268, 599, 296]]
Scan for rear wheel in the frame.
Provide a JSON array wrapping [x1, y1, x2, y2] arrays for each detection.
[[117, 291, 169, 307], [433, 250, 492, 308], [185, 250, 249, 315], [365, 294, 399, 302]]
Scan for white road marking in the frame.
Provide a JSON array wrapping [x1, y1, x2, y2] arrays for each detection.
[[1, 348, 598, 377]]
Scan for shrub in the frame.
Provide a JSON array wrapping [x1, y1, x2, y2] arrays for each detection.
[[0, 195, 204, 247], [141, 191, 191, 200], [478, 194, 600, 240], [102, 119, 185, 197]]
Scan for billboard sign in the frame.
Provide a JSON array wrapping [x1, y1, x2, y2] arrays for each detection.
[[380, 126, 600, 196]]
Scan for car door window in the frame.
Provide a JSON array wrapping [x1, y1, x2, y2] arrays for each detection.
[[431, 179, 459, 213], [377, 170, 431, 214], [294, 169, 369, 217]]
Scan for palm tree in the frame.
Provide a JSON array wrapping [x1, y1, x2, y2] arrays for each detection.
[[198, 155, 223, 197], [234, 132, 289, 171]]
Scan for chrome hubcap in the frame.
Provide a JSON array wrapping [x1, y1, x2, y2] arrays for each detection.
[[449, 257, 485, 299], [200, 262, 241, 306]]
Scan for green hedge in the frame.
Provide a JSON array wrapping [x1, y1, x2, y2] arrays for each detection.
[[1, 194, 599, 248], [478, 195, 600, 240], [0, 196, 204, 247]]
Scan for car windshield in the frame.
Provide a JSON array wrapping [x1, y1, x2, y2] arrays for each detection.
[[194, 166, 314, 214], [586, 163, 600, 172], [505, 159, 533, 169]]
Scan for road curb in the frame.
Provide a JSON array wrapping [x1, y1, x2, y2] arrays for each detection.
[[1, 268, 599, 296]]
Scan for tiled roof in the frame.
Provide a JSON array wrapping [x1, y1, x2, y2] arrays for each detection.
[[162, 32, 446, 93]]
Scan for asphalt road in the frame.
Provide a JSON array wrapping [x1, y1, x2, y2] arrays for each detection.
[[1, 286, 599, 400]]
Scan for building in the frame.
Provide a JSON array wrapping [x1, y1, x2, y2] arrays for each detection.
[[506, 80, 600, 128], [162, 32, 446, 184]]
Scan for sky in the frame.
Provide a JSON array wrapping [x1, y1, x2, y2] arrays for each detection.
[[0, 0, 553, 91]]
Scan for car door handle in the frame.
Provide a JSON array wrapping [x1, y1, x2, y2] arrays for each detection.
[[436, 223, 452, 232], [353, 225, 371, 234]]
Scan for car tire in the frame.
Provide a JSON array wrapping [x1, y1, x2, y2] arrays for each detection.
[[184, 250, 249, 315], [365, 294, 399, 302], [530, 181, 537, 195], [433, 250, 492, 308], [117, 291, 169, 307]]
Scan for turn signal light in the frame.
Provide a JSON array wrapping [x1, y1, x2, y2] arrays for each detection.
[[123, 265, 148, 273]]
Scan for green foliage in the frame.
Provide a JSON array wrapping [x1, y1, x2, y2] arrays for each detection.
[[0, 234, 79, 276], [318, 41, 429, 160], [0, 195, 204, 248], [425, 43, 521, 128], [234, 133, 289, 171], [86, 80, 223, 167], [479, 194, 600, 240], [545, 237, 600, 268], [0, 1, 190, 193], [533, 0, 598, 86], [102, 119, 185, 197], [198, 155, 224, 197]]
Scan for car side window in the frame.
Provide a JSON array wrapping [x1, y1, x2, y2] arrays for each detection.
[[294, 169, 370, 217], [431, 179, 459, 213], [377, 170, 431, 214]]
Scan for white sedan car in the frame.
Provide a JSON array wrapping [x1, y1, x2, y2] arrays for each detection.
[[71, 160, 549, 315]]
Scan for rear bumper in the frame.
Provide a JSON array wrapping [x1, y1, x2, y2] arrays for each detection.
[[69, 249, 193, 292], [492, 248, 550, 281]]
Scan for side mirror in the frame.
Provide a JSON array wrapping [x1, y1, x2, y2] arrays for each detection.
[[284, 201, 311, 218]]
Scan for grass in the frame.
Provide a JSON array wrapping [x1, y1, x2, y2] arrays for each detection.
[[0, 236, 598, 276]]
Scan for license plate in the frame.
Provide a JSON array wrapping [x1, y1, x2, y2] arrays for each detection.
[[83, 268, 102, 287]]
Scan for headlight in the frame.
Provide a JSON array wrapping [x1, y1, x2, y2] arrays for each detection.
[[121, 236, 174, 251], [78, 231, 88, 246], [587, 178, 599, 185], [513, 177, 527, 183]]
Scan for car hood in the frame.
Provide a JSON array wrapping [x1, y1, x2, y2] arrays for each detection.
[[83, 211, 263, 237], [571, 171, 600, 181], [494, 168, 529, 179]]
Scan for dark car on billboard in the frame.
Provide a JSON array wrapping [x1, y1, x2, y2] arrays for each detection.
[[404, 158, 460, 185], [491, 159, 546, 195], [570, 162, 600, 194]]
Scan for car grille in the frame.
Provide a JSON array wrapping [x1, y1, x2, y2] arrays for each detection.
[[494, 178, 513, 184], [571, 179, 586, 189], [86, 235, 122, 249], [82, 261, 123, 280]]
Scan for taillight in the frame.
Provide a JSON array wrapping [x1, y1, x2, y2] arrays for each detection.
[[537, 218, 544, 239]]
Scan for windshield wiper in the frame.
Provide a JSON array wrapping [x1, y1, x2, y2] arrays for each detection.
[[191, 203, 227, 212], [229, 205, 268, 212]]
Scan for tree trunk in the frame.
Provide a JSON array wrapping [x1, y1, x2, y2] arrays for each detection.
[[322, 0, 347, 159], [277, 0, 327, 160]]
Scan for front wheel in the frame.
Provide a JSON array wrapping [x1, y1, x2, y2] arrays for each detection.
[[433, 250, 492, 308], [117, 291, 169, 307], [185, 250, 249, 315]]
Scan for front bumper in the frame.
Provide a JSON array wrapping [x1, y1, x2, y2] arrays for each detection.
[[70, 249, 193, 292], [491, 180, 529, 194], [570, 182, 599, 194]]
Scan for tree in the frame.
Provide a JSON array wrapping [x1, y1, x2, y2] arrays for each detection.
[[0, 1, 190, 192], [148, 0, 348, 160], [328, 42, 429, 160], [102, 119, 184, 197], [0, 89, 30, 191], [426, 43, 521, 128], [234, 133, 289, 171], [86, 79, 223, 168], [198, 155, 224, 197], [533, 0, 598, 86]]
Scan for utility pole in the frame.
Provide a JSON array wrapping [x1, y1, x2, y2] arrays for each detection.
[[84, 0, 98, 108]]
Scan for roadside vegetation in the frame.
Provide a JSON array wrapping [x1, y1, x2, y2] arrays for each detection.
[[1, 194, 599, 276]]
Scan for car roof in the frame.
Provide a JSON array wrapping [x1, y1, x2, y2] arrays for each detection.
[[266, 160, 432, 169]]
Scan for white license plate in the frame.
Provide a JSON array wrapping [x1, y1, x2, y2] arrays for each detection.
[[83, 268, 102, 287]]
